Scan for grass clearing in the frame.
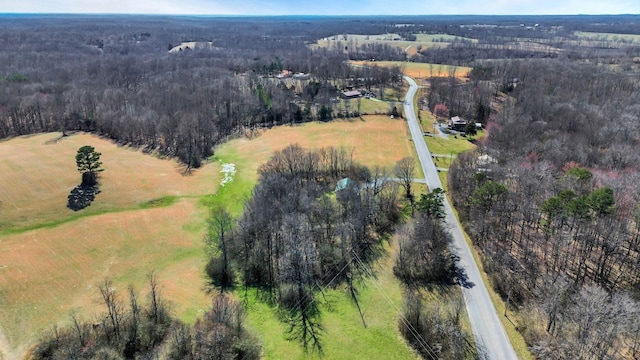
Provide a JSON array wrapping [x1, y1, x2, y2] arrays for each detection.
[[0, 132, 219, 232], [0, 132, 219, 355], [359, 97, 394, 114], [424, 133, 477, 156], [0, 115, 424, 357], [214, 115, 415, 180], [315, 33, 450, 55], [352, 60, 472, 79], [414, 33, 478, 43], [243, 240, 418, 360], [0, 198, 211, 349], [575, 31, 640, 43]]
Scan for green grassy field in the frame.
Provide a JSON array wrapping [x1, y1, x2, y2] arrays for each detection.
[[243, 241, 418, 360], [335, 97, 393, 116], [425, 134, 478, 156]]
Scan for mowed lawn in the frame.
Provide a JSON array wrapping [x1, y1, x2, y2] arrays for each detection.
[[0, 132, 220, 232]]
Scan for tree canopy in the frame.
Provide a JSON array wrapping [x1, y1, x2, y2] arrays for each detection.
[[75, 145, 103, 186]]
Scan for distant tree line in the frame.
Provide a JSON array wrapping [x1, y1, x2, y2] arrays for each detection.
[[0, 16, 401, 168]]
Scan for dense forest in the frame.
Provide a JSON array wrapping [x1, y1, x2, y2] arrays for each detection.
[[0, 15, 401, 168], [446, 58, 640, 358]]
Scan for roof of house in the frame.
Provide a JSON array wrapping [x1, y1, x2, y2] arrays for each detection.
[[450, 116, 467, 124], [335, 177, 354, 192], [342, 90, 362, 97]]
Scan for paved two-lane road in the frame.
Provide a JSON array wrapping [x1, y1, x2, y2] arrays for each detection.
[[403, 76, 518, 360]]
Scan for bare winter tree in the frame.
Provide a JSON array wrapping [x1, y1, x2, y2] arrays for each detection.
[[394, 157, 416, 200], [99, 278, 123, 341], [205, 205, 236, 292]]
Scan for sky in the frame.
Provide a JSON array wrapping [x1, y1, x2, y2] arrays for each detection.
[[1, 0, 639, 16]]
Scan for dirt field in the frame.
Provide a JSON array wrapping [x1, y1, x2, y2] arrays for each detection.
[[0, 132, 219, 231]]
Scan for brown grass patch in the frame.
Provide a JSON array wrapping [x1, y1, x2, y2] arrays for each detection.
[[351, 60, 471, 79], [0, 117, 417, 356], [0, 198, 210, 350], [0, 132, 219, 230], [217, 115, 414, 182]]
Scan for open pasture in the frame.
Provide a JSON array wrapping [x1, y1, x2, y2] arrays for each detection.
[[0, 115, 417, 356], [351, 60, 471, 79], [0, 132, 219, 232], [0, 197, 211, 350], [315, 33, 477, 57], [414, 33, 477, 43], [575, 31, 640, 43], [215, 115, 415, 186], [315, 33, 450, 55]]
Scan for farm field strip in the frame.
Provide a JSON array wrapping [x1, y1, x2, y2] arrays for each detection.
[[575, 31, 640, 42], [351, 60, 472, 79], [315, 33, 478, 56]]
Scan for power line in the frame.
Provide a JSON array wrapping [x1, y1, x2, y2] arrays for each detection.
[[351, 250, 440, 360]]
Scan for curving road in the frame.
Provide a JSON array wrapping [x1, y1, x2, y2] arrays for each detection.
[[403, 76, 518, 359]]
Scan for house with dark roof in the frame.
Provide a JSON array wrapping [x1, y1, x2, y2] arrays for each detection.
[[448, 116, 467, 131]]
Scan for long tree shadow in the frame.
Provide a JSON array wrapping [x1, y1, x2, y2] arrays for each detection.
[[67, 185, 101, 211], [453, 254, 475, 289]]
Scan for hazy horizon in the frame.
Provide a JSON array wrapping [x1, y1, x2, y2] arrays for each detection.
[[1, 0, 639, 16]]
